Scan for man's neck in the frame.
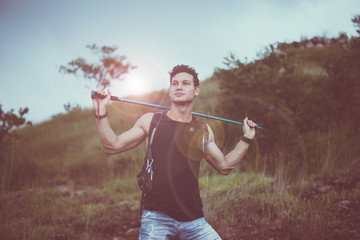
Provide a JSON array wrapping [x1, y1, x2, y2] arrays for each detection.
[[167, 103, 194, 122]]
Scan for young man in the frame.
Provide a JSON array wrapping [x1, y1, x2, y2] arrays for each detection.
[[92, 64, 257, 239]]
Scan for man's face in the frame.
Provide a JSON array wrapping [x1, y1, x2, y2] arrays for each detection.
[[169, 72, 200, 103]]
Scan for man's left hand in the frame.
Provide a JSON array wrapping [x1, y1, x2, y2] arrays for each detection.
[[242, 117, 256, 139]]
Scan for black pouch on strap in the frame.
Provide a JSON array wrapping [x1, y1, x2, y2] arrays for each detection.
[[137, 112, 163, 193]]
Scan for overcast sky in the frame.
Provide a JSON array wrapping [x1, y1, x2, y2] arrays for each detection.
[[0, 0, 358, 123]]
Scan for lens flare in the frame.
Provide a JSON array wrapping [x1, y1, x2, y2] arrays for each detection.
[[110, 53, 169, 117], [201, 96, 307, 236]]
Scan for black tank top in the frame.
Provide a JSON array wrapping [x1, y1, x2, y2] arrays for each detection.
[[144, 112, 206, 221]]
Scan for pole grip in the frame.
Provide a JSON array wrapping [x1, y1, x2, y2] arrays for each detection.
[[91, 90, 117, 101]]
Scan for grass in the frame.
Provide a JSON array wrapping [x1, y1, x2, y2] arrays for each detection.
[[1, 172, 359, 240], [202, 173, 360, 240], [0, 182, 140, 240]]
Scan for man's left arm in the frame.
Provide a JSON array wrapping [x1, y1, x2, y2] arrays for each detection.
[[203, 117, 257, 175]]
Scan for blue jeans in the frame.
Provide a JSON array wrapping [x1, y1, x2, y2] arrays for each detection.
[[139, 210, 221, 240]]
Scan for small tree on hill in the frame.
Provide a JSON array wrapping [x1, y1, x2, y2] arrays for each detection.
[[0, 104, 31, 191], [59, 44, 136, 90], [0, 105, 32, 140]]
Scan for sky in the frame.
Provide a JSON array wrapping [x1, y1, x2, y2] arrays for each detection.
[[0, 0, 358, 124]]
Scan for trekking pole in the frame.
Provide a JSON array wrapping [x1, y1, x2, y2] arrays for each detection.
[[91, 90, 262, 130]]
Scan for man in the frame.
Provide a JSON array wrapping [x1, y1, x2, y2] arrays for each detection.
[[92, 64, 257, 239]]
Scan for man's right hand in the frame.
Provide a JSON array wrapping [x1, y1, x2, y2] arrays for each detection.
[[92, 89, 111, 116]]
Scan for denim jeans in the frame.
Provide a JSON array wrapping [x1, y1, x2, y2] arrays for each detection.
[[139, 210, 221, 240]]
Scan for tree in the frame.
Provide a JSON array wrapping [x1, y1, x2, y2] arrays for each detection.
[[215, 28, 360, 178], [0, 104, 31, 191], [352, 15, 360, 35], [0, 105, 32, 140], [59, 44, 136, 90]]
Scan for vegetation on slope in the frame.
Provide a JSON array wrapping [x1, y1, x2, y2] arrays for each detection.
[[1, 28, 360, 239]]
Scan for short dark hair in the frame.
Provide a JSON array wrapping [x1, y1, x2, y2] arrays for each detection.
[[169, 64, 199, 87]]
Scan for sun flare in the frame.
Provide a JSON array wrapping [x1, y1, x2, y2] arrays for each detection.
[[111, 54, 167, 97], [125, 71, 150, 95]]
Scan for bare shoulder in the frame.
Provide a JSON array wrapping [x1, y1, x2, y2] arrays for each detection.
[[134, 112, 155, 135]]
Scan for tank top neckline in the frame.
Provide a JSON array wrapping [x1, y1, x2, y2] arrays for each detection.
[[164, 111, 196, 123]]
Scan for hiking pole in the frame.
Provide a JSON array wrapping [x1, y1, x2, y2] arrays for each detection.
[[91, 90, 262, 130]]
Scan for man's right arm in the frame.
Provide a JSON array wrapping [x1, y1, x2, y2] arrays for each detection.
[[96, 113, 152, 154], [92, 89, 152, 154]]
